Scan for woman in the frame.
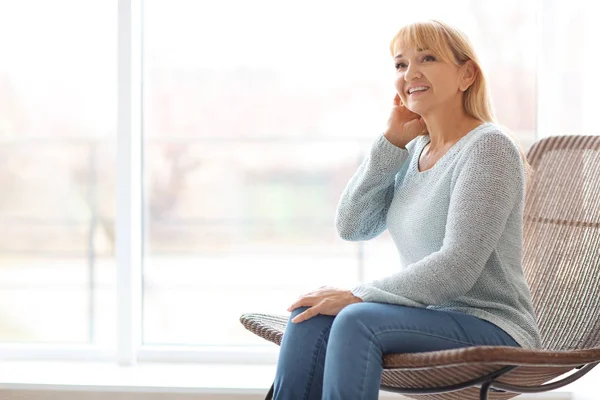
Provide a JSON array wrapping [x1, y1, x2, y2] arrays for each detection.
[[272, 19, 542, 399]]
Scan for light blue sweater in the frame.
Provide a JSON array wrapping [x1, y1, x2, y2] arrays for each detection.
[[335, 122, 543, 349]]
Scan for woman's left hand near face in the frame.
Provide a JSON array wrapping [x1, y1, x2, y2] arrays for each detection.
[[287, 286, 363, 323]]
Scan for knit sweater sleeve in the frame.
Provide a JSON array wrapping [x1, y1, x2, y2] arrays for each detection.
[[334, 133, 412, 241], [350, 133, 524, 307]]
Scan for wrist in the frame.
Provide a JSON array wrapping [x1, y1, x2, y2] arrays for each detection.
[[383, 132, 407, 149], [348, 290, 363, 303]]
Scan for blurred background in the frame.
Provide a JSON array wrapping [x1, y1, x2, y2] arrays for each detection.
[[0, 0, 596, 355]]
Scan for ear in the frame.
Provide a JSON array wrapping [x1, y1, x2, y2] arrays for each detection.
[[459, 60, 477, 92]]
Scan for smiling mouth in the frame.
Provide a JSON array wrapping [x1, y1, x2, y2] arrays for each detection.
[[408, 88, 430, 96]]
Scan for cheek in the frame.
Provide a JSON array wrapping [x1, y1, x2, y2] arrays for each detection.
[[393, 76, 406, 101]]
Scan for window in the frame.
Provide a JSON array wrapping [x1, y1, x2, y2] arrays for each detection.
[[0, 0, 117, 345], [1, 0, 597, 366], [141, 0, 537, 347], [537, 0, 599, 138]]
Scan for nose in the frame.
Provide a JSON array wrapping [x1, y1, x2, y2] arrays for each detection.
[[404, 62, 422, 83]]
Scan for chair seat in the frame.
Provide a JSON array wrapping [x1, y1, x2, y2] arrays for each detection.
[[241, 312, 600, 400]]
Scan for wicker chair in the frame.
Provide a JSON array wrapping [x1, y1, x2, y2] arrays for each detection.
[[239, 134, 600, 399]]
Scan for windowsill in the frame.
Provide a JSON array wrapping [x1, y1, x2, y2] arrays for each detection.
[[0, 360, 573, 399], [0, 360, 276, 394]]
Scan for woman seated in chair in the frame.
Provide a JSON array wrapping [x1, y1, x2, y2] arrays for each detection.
[[273, 19, 543, 400]]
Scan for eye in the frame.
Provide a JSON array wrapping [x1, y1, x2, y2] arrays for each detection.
[[395, 62, 407, 70], [395, 55, 436, 70]]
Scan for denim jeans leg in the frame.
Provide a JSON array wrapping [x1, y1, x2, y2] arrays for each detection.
[[321, 302, 521, 400], [273, 306, 335, 400]]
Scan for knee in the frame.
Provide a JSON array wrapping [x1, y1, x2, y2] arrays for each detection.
[[329, 303, 380, 349], [285, 306, 310, 330], [289, 306, 310, 319], [286, 306, 331, 332], [332, 302, 372, 332], [282, 307, 334, 346]]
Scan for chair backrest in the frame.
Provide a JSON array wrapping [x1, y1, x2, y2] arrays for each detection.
[[523, 134, 600, 351]]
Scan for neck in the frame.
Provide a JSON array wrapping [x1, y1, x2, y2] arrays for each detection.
[[421, 96, 482, 149]]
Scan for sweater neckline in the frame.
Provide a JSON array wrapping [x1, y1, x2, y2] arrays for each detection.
[[412, 122, 491, 175]]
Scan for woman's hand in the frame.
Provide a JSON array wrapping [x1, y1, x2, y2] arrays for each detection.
[[287, 286, 363, 323], [384, 92, 427, 148]]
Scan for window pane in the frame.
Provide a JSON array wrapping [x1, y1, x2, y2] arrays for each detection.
[[0, 1, 117, 344], [537, 0, 598, 137], [142, 0, 536, 345]]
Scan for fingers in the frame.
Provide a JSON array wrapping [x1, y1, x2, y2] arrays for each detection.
[[288, 285, 336, 312], [288, 293, 311, 311], [288, 297, 308, 312], [288, 296, 314, 311], [288, 286, 328, 311], [395, 92, 407, 108], [288, 295, 316, 312], [292, 307, 316, 323]]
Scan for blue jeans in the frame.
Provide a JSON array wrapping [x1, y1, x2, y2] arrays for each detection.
[[273, 302, 520, 400]]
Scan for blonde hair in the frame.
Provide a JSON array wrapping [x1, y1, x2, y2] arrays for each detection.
[[389, 19, 534, 180]]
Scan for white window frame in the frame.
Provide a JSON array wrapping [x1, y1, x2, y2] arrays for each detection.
[[116, 0, 143, 366]]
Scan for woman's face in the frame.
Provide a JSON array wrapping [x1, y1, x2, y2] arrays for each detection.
[[393, 44, 472, 117]]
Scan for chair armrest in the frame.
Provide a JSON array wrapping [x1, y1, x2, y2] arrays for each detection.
[[383, 345, 600, 369]]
